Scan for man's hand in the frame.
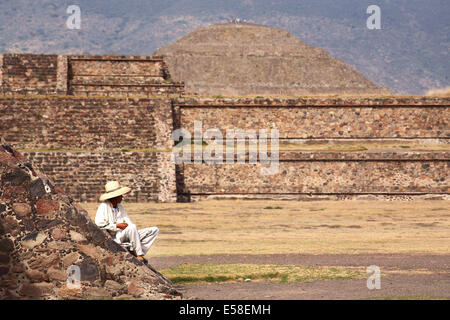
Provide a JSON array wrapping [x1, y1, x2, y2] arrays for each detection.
[[116, 223, 128, 230]]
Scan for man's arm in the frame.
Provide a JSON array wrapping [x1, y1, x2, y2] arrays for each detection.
[[95, 203, 119, 232], [118, 204, 134, 226]]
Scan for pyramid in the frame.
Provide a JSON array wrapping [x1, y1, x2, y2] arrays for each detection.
[[154, 23, 390, 96], [0, 137, 180, 300]]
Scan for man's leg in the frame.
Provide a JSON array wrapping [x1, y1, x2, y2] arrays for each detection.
[[117, 224, 145, 256], [138, 227, 159, 256]]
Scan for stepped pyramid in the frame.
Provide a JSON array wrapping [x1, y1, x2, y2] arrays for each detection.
[[155, 23, 390, 96]]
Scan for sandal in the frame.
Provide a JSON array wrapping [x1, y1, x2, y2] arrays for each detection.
[[137, 256, 148, 264]]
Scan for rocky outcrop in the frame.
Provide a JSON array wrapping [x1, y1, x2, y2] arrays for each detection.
[[0, 137, 181, 299]]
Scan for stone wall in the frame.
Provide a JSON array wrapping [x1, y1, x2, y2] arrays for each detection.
[[0, 54, 184, 97], [174, 97, 449, 200], [0, 97, 163, 150], [0, 96, 177, 203], [0, 54, 60, 95], [22, 152, 160, 203], [179, 151, 449, 200], [0, 95, 448, 202], [174, 97, 449, 139], [68, 55, 184, 97]]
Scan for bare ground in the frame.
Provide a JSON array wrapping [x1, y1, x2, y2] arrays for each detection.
[[81, 200, 450, 300], [150, 253, 450, 300]]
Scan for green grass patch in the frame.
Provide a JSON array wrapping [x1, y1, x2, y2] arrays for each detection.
[[160, 263, 365, 284], [264, 206, 283, 210], [138, 211, 154, 215]]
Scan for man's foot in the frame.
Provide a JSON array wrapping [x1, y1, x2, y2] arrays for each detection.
[[137, 256, 148, 264]]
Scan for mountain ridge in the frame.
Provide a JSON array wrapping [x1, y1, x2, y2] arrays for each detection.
[[0, 0, 448, 94]]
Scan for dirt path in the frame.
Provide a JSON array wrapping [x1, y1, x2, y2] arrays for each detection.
[[150, 253, 450, 300]]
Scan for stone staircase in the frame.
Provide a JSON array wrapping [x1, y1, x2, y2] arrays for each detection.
[[67, 55, 184, 97]]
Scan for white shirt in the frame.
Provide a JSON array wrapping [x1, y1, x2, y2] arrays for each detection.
[[94, 201, 133, 235]]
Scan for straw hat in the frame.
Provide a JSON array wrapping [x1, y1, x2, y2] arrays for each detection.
[[99, 181, 131, 201]]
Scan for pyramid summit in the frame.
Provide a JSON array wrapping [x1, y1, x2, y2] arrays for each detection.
[[154, 22, 390, 96]]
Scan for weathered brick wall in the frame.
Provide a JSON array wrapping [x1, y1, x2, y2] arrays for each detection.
[[174, 97, 449, 200], [68, 55, 184, 97], [0, 97, 164, 150], [0, 54, 59, 95], [22, 151, 163, 202], [0, 54, 184, 97], [175, 97, 449, 139], [179, 152, 449, 199], [0, 97, 177, 202], [0, 95, 448, 202]]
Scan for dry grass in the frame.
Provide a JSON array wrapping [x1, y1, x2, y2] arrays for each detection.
[[81, 200, 450, 257], [426, 87, 450, 97], [18, 140, 450, 154], [277, 142, 449, 151]]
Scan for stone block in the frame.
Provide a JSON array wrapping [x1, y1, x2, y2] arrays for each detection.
[[47, 268, 67, 281], [35, 199, 60, 218], [12, 203, 32, 218], [127, 281, 145, 297], [19, 283, 41, 297], [62, 252, 80, 267], [85, 286, 110, 298], [21, 232, 47, 249], [27, 252, 60, 269], [77, 244, 102, 260], [57, 284, 82, 299], [104, 280, 124, 291], [51, 228, 66, 240], [69, 230, 86, 242], [25, 269, 45, 282]]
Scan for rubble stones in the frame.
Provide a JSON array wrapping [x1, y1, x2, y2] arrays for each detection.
[[21, 232, 47, 249], [12, 203, 31, 218]]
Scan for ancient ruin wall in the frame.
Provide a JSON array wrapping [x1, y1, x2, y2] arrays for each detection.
[[22, 152, 159, 203], [68, 55, 184, 97], [180, 152, 449, 199], [0, 97, 177, 203], [175, 97, 449, 139], [174, 97, 449, 200], [0, 54, 184, 97], [0, 95, 448, 202], [0, 97, 162, 150], [0, 54, 61, 95]]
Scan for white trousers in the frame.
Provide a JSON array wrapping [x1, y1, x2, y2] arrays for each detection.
[[115, 224, 159, 256]]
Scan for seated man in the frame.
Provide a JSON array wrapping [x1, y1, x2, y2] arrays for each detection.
[[95, 181, 159, 263]]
